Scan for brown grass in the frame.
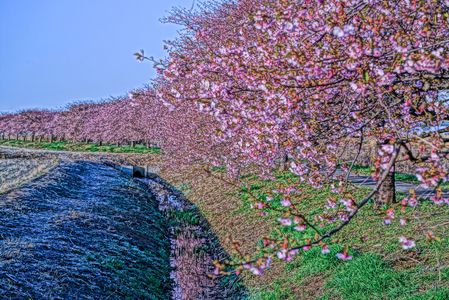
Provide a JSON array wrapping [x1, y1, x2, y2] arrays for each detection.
[[157, 163, 292, 291], [0, 158, 59, 194]]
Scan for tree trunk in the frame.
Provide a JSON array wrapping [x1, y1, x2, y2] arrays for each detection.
[[375, 163, 396, 207], [279, 151, 289, 172]]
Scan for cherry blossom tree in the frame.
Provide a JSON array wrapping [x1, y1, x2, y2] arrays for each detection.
[[0, 113, 15, 140], [156, 0, 449, 274]]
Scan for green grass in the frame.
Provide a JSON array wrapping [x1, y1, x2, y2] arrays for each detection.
[[235, 171, 449, 299], [323, 253, 417, 300], [0, 139, 161, 154], [168, 207, 202, 227]]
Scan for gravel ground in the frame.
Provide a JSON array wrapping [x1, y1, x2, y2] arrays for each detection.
[[0, 161, 171, 299]]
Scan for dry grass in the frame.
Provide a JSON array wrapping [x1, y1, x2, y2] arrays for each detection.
[[156, 159, 449, 299], [0, 158, 59, 194], [0, 161, 171, 299], [146, 177, 246, 299], [157, 163, 292, 291]]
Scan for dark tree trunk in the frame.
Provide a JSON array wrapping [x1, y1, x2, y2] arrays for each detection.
[[375, 163, 396, 207], [279, 151, 289, 172], [371, 141, 397, 208], [276, 148, 289, 171]]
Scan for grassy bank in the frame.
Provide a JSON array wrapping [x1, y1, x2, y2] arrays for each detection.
[[4, 142, 448, 298], [0, 139, 161, 154], [160, 165, 449, 299], [0, 161, 171, 298], [239, 172, 449, 299]]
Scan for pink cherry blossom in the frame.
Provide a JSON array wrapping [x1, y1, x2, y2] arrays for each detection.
[[399, 236, 416, 250], [294, 224, 307, 232], [336, 251, 353, 261], [278, 218, 292, 226], [321, 245, 330, 254], [280, 199, 292, 207]]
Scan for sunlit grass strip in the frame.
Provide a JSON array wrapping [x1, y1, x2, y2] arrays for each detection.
[[0, 139, 161, 154]]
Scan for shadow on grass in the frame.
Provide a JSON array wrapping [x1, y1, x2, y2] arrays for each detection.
[[140, 174, 248, 299]]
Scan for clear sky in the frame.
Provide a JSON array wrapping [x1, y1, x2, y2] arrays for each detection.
[[0, 0, 192, 113]]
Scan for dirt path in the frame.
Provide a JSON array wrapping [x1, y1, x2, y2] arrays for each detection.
[[0, 145, 152, 165], [0, 161, 171, 299]]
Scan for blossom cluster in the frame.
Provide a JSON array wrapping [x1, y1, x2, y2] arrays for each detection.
[[156, 0, 449, 274]]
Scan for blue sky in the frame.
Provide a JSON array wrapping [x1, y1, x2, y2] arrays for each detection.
[[0, 0, 192, 113]]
